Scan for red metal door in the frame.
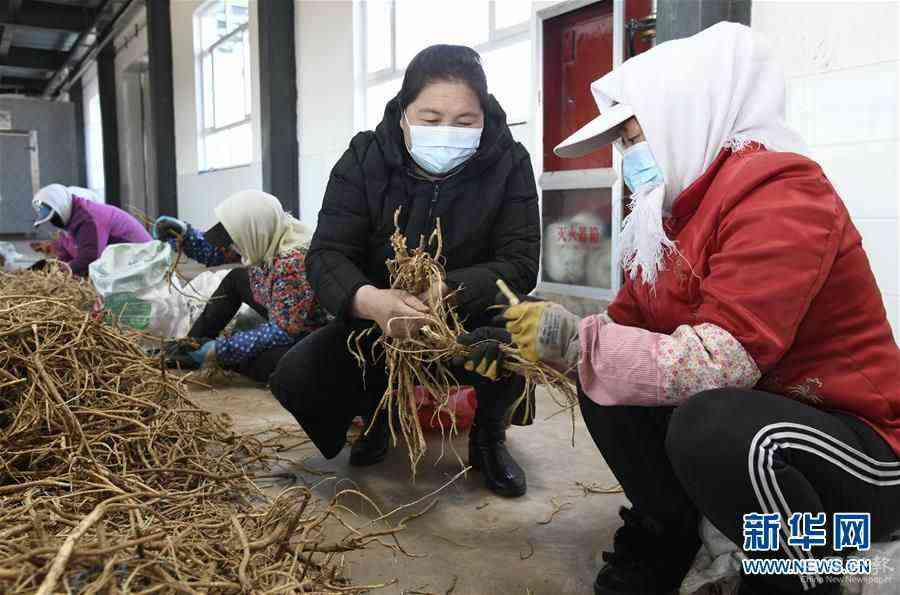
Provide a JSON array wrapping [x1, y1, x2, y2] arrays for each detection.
[[542, 0, 651, 172]]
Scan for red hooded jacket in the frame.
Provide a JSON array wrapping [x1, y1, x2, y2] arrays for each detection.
[[607, 147, 900, 455]]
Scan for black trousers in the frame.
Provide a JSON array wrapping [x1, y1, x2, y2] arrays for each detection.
[[188, 267, 291, 383], [270, 319, 531, 459], [580, 388, 900, 593]]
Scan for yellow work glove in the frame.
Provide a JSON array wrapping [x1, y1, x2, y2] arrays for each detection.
[[502, 301, 582, 369]]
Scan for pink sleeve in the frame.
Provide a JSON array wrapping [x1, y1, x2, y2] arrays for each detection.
[[578, 319, 761, 407]]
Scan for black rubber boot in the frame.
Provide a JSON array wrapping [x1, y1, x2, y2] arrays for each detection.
[[349, 410, 389, 467], [593, 507, 700, 595], [468, 422, 526, 497]]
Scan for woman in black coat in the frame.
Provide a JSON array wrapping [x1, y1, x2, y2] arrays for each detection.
[[269, 45, 541, 497]]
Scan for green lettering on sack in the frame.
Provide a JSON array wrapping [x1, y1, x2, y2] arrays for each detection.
[[103, 293, 152, 330]]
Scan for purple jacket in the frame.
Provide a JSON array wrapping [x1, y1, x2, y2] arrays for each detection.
[[54, 196, 152, 276]]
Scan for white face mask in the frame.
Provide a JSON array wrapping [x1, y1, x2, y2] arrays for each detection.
[[403, 111, 483, 175]]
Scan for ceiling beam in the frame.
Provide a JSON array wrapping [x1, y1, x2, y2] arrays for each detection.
[[44, 0, 137, 99], [38, 0, 101, 6], [13, 2, 96, 32], [0, 0, 23, 56], [0, 46, 65, 70], [0, 0, 25, 23], [0, 75, 44, 93]]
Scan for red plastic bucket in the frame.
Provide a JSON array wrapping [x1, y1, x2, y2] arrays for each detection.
[[415, 385, 478, 431]]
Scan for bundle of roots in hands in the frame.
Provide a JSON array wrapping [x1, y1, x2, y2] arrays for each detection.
[[349, 210, 577, 474], [0, 265, 408, 593]]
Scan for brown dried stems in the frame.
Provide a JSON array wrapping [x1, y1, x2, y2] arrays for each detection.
[[349, 210, 577, 475], [0, 267, 411, 593]]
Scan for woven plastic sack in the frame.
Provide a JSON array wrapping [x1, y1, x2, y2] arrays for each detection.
[[89, 241, 191, 339]]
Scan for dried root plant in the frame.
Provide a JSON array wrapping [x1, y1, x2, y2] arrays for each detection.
[[0, 267, 411, 593], [350, 210, 577, 475]]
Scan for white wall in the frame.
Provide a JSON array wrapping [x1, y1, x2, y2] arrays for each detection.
[[752, 0, 900, 338], [295, 0, 356, 225], [171, 0, 264, 229]]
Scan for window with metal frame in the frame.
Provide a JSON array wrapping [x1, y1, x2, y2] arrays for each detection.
[[194, 0, 252, 171], [361, 0, 532, 131]]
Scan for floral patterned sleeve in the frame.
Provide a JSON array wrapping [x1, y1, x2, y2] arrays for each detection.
[[265, 248, 329, 336], [578, 318, 761, 407], [215, 248, 328, 367], [170, 225, 241, 267]]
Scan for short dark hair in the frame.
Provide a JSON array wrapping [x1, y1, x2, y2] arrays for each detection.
[[398, 44, 489, 111]]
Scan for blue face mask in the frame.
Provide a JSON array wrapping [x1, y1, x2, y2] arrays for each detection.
[[34, 204, 55, 227], [404, 111, 482, 175], [622, 141, 664, 193]]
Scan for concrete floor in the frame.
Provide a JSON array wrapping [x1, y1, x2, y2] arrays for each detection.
[[189, 382, 628, 595]]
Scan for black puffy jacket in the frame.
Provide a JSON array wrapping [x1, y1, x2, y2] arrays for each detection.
[[307, 95, 540, 323]]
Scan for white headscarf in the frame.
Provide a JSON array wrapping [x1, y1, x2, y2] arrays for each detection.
[[594, 22, 809, 285], [214, 190, 313, 267], [32, 184, 102, 227], [32, 184, 73, 226], [67, 186, 100, 203]]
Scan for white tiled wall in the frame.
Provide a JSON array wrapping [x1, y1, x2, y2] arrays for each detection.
[[753, 0, 900, 340]]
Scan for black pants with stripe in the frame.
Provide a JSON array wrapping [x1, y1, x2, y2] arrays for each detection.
[[580, 388, 900, 593]]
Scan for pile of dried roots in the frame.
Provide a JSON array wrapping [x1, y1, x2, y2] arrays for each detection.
[[350, 212, 577, 474], [0, 265, 406, 593]]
